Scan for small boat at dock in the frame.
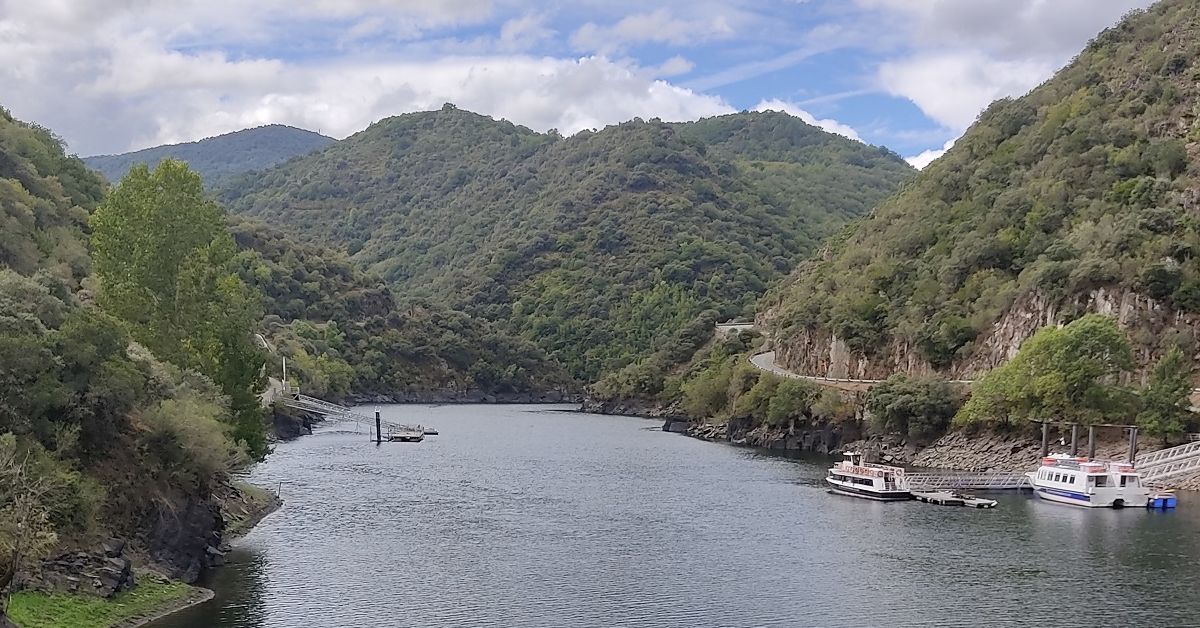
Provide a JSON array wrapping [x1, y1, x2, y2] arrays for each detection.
[[912, 490, 997, 508], [826, 451, 911, 501], [1025, 453, 1149, 508], [422, 426, 439, 436]]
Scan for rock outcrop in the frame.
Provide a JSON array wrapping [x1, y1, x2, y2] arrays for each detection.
[[22, 541, 135, 599], [772, 288, 1200, 383]]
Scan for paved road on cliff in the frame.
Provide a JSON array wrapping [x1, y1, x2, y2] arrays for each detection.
[[749, 351, 1200, 410]]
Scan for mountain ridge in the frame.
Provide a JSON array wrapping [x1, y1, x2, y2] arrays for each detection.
[[83, 124, 334, 186], [216, 105, 915, 380]]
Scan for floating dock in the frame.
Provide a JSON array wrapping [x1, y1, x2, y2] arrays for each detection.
[[912, 490, 997, 508]]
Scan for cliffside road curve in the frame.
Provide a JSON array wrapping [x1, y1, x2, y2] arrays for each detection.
[[749, 351, 1200, 409]]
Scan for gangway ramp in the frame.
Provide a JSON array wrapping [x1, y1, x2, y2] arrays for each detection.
[[278, 388, 425, 441], [905, 471, 1029, 491], [1136, 439, 1200, 487]]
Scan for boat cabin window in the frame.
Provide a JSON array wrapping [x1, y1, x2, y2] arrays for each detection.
[[1093, 476, 1107, 487], [1121, 475, 1138, 487]]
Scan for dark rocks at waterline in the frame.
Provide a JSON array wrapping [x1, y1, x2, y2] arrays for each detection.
[[272, 406, 322, 441], [581, 396, 684, 419], [682, 419, 848, 454], [349, 389, 580, 405], [662, 419, 692, 433], [22, 547, 135, 599], [142, 494, 225, 583]]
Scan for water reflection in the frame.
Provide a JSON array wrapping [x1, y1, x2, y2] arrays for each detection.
[[151, 405, 1200, 628]]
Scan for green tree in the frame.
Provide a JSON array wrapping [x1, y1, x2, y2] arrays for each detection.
[[866, 375, 961, 441], [766, 379, 820, 427], [1137, 346, 1194, 444], [91, 161, 267, 456], [956, 314, 1134, 426]]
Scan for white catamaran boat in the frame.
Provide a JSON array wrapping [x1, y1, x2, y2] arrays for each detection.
[[1025, 454, 1149, 508], [826, 451, 911, 501]]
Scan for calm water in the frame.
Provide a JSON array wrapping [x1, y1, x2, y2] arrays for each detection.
[[152, 405, 1200, 628]]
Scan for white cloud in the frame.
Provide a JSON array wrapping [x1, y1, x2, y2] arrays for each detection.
[[753, 98, 862, 142], [570, 9, 735, 54], [0, 1, 734, 154], [498, 14, 553, 51], [878, 52, 1051, 132], [653, 55, 695, 77], [904, 138, 954, 169]]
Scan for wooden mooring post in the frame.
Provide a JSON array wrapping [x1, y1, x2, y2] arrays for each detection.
[[1088, 425, 1096, 459], [1070, 424, 1079, 456], [1041, 421, 1049, 457], [375, 410, 382, 444]]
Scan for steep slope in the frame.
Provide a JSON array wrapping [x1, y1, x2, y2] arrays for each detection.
[[761, 0, 1200, 381], [0, 107, 102, 280], [84, 124, 333, 186], [228, 218, 571, 400], [219, 106, 913, 380], [0, 107, 248, 590]]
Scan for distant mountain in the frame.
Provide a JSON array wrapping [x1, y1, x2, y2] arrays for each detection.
[[84, 124, 334, 186], [217, 105, 914, 380], [761, 0, 1200, 381]]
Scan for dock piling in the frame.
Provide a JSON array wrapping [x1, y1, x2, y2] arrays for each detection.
[[1070, 424, 1079, 456], [375, 410, 382, 444], [1088, 425, 1096, 459], [1040, 422, 1049, 458]]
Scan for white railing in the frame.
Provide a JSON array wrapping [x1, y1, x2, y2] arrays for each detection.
[[1141, 455, 1200, 487], [1135, 440, 1200, 470], [279, 394, 424, 438], [1189, 433, 1200, 442], [905, 471, 1029, 491]]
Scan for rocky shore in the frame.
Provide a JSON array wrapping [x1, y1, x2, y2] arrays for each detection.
[[349, 389, 579, 405]]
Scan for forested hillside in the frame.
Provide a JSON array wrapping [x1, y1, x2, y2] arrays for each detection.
[[1, 108, 269, 620], [229, 219, 570, 400], [84, 124, 333, 187], [219, 106, 913, 380], [762, 0, 1200, 383]]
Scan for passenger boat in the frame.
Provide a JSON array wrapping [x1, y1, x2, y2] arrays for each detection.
[[1025, 454, 1149, 508], [826, 451, 911, 501]]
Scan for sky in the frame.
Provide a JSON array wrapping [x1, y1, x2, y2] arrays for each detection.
[[0, 0, 1154, 167]]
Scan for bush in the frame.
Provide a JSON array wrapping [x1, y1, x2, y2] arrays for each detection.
[[866, 375, 961, 441]]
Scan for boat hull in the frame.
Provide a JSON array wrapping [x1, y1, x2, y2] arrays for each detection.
[[1025, 473, 1147, 508], [826, 478, 911, 501]]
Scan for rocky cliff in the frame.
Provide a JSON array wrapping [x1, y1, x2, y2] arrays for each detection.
[[770, 287, 1200, 383]]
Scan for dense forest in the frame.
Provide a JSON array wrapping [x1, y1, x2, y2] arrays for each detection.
[[763, 1, 1200, 382], [218, 107, 913, 381], [229, 219, 570, 400], [0, 107, 271, 624], [83, 125, 333, 188]]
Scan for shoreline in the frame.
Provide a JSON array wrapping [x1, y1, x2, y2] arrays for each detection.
[[113, 587, 215, 628]]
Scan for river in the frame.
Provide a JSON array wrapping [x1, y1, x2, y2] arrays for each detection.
[[151, 404, 1200, 628]]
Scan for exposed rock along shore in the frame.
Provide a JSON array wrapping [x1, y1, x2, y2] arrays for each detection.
[[348, 389, 580, 405]]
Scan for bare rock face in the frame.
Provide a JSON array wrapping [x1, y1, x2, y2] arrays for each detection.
[[772, 288, 1200, 382], [22, 542, 135, 599]]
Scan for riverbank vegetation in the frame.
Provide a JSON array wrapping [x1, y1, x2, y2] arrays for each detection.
[[229, 219, 569, 400], [958, 314, 1196, 441], [7, 575, 195, 628], [0, 106, 268, 623]]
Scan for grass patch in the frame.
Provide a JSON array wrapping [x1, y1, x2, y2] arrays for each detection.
[[7, 574, 195, 628]]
